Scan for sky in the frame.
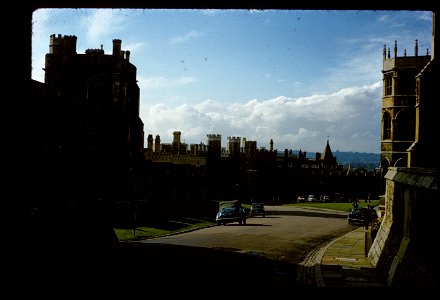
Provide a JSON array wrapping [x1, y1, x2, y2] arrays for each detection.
[[31, 9, 433, 154]]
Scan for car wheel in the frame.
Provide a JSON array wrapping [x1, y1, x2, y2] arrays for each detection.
[[223, 221, 227, 226]]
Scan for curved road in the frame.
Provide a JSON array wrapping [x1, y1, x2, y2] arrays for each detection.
[[110, 205, 357, 292], [30, 205, 357, 294], [141, 205, 351, 265]]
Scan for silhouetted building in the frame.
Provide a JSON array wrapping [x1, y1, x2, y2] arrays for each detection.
[[33, 34, 145, 204], [44, 34, 144, 156], [371, 11, 439, 287]]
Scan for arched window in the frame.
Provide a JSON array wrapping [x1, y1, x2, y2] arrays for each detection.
[[383, 112, 391, 140], [395, 109, 415, 141]]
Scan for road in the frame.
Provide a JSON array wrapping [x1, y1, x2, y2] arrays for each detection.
[[25, 205, 356, 294], [140, 205, 351, 265], [117, 205, 354, 292]]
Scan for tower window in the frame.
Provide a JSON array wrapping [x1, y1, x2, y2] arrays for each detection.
[[385, 75, 392, 96], [383, 112, 391, 140]]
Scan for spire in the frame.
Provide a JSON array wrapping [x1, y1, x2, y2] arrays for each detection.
[[322, 138, 333, 161], [415, 39, 418, 57], [394, 40, 398, 58]]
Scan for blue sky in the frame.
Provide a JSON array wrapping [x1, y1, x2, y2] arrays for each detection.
[[31, 9, 433, 154]]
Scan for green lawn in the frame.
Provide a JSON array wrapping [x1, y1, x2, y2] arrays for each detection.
[[114, 200, 381, 241], [287, 200, 381, 212]]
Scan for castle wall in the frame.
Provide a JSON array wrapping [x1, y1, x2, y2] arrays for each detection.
[[368, 167, 439, 287]]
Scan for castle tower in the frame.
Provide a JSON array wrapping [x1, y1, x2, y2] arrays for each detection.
[[112, 39, 122, 57], [244, 140, 257, 158], [45, 34, 78, 85], [172, 131, 181, 154], [154, 134, 161, 153], [173, 131, 181, 144], [48, 34, 77, 55], [147, 134, 154, 151], [206, 134, 222, 158], [227, 136, 241, 158], [380, 40, 431, 171]]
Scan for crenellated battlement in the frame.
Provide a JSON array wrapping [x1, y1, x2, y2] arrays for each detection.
[[85, 48, 105, 55], [382, 40, 431, 71], [49, 33, 77, 55], [227, 136, 241, 142], [207, 134, 221, 141]]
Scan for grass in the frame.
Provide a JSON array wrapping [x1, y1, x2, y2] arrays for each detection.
[[114, 217, 215, 241], [114, 200, 382, 241], [288, 200, 381, 212]]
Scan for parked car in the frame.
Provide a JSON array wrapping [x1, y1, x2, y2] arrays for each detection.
[[296, 195, 305, 202], [215, 200, 247, 225], [307, 194, 317, 202], [347, 206, 378, 226], [321, 195, 331, 202], [249, 202, 265, 217]]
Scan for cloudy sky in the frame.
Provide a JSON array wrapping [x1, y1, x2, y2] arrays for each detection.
[[31, 9, 433, 154]]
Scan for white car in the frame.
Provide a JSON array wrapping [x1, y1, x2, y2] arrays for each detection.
[[307, 195, 317, 202]]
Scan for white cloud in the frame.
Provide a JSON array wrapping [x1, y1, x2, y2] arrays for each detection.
[[140, 82, 382, 153], [82, 9, 128, 41], [168, 30, 205, 44], [122, 42, 146, 53]]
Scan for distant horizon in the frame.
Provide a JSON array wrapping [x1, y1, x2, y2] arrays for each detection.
[[32, 9, 432, 154]]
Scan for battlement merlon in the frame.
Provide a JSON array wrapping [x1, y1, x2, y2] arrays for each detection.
[[49, 34, 77, 55]]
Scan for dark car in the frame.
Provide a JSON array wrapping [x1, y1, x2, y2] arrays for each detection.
[[347, 206, 377, 226], [249, 202, 265, 217], [215, 201, 247, 225]]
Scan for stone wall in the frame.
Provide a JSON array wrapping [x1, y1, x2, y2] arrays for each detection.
[[368, 167, 439, 287]]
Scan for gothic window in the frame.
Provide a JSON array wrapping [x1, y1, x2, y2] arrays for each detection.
[[395, 109, 415, 141], [385, 75, 393, 96], [383, 112, 391, 140]]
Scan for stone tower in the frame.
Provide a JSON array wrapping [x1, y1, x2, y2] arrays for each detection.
[[147, 134, 154, 151], [380, 40, 431, 172], [172, 131, 181, 154], [207, 134, 222, 158], [227, 136, 241, 158], [154, 134, 161, 153]]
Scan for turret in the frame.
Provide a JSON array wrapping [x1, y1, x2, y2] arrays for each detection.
[[112, 39, 122, 57], [154, 134, 161, 153], [49, 34, 77, 55]]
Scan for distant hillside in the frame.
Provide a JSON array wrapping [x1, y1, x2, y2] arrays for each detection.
[[333, 150, 380, 171], [291, 149, 380, 171]]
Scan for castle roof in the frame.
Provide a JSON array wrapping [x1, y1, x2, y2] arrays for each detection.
[[322, 139, 333, 161]]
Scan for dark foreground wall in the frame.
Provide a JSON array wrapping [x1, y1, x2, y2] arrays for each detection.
[[369, 167, 439, 287]]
